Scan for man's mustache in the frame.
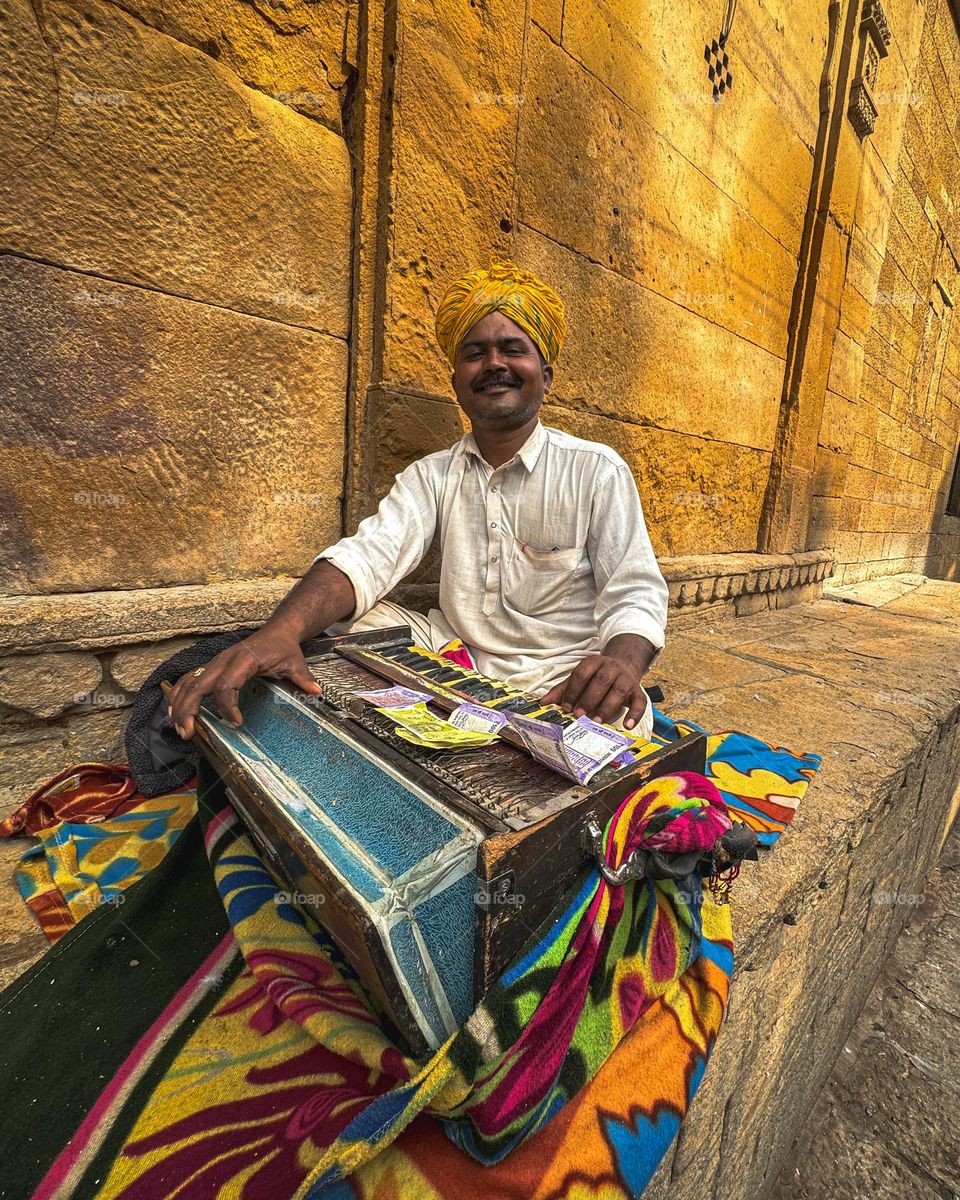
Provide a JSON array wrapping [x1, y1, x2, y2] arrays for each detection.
[[474, 375, 523, 392]]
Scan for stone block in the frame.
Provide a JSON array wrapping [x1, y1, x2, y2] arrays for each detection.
[[845, 233, 884, 312], [109, 0, 352, 132], [380, 0, 526, 392], [812, 445, 849, 498], [0, 257, 347, 593], [831, 121, 868, 237], [808, 495, 842, 545], [0, 652, 101, 720], [529, 0, 562, 40], [856, 146, 896, 259], [561, 0, 822, 210], [826, 331, 866, 403], [108, 638, 197, 692], [357, 390, 468, 523], [0, 0, 351, 333], [0, 579, 297, 654], [734, 591, 770, 616], [537, 402, 771, 557], [516, 228, 784, 454]]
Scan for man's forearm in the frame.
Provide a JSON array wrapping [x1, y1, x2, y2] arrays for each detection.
[[603, 633, 658, 680], [264, 560, 358, 643]]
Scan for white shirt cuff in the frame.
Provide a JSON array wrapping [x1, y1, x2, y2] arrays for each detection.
[[314, 547, 374, 622]]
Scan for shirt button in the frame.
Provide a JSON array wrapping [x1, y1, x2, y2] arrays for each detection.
[[491, 555, 498, 563], [490, 485, 499, 493], [490, 521, 497, 529]]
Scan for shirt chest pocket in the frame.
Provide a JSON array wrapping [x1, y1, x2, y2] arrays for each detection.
[[504, 540, 590, 614]]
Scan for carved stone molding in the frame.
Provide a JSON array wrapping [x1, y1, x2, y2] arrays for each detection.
[[660, 550, 837, 620], [849, 0, 892, 139]]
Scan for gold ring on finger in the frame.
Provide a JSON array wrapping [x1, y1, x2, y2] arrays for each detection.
[[192, 667, 205, 677]]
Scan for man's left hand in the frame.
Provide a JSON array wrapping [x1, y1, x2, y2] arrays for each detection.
[[541, 653, 648, 729], [541, 634, 658, 730]]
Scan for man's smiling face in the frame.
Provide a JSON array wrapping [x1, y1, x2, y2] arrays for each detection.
[[451, 310, 554, 432]]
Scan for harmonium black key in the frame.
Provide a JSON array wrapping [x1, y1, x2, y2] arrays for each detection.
[[191, 624, 701, 1059]]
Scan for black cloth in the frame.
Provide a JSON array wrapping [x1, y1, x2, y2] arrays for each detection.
[[124, 628, 256, 796]]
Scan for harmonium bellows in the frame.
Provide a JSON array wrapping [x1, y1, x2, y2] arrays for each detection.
[[193, 626, 705, 1057]]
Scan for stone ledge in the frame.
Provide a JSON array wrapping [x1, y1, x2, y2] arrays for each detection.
[[0, 551, 833, 657], [659, 549, 836, 617], [398, 551, 838, 624], [0, 578, 299, 654]]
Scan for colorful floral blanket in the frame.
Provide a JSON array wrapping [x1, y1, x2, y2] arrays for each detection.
[[0, 712, 820, 1199]]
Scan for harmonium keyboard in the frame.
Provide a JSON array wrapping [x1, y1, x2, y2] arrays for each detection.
[[193, 625, 706, 1056]]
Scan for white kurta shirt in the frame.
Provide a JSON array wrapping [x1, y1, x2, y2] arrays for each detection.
[[319, 422, 668, 694]]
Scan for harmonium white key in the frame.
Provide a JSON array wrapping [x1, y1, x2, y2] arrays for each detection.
[[193, 626, 705, 1057]]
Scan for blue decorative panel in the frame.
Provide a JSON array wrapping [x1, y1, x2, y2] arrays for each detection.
[[387, 919, 452, 1048], [412, 872, 477, 1025], [236, 679, 463, 876], [205, 678, 483, 1049]]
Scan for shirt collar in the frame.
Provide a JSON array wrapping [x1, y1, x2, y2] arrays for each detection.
[[460, 420, 547, 473]]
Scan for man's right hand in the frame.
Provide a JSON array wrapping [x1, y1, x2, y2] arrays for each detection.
[[166, 625, 323, 740]]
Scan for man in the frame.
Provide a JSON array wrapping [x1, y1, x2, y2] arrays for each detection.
[[168, 258, 668, 740]]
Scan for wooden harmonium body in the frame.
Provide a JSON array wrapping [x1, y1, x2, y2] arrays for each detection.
[[194, 626, 705, 1057]]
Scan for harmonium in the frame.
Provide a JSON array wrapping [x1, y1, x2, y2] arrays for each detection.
[[193, 626, 705, 1056]]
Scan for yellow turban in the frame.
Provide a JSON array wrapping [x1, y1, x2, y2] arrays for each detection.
[[434, 257, 566, 366]]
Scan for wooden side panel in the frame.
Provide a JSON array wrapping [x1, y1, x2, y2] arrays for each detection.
[[474, 732, 707, 994]]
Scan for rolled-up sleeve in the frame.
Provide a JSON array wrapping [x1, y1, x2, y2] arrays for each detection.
[[315, 461, 438, 621], [587, 462, 669, 663]]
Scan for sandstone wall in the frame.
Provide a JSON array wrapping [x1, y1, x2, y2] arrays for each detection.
[[0, 0, 354, 595], [809, 0, 960, 585], [4, 0, 959, 602]]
